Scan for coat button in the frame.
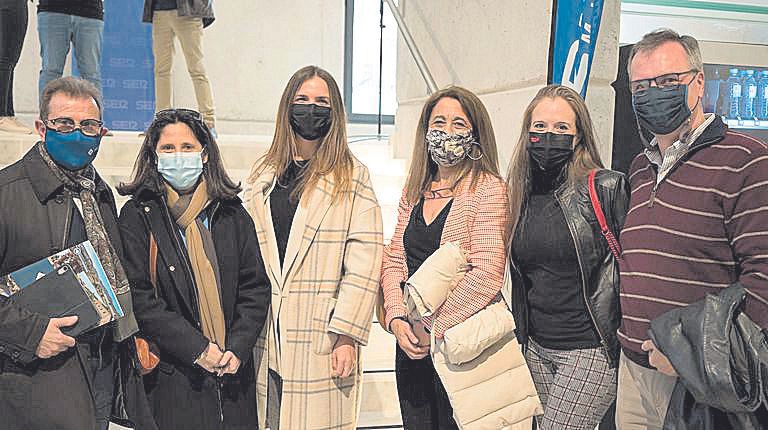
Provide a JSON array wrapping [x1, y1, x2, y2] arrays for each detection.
[[169, 265, 175, 272], [0, 345, 5, 352], [144, 206, 150, 213], [11, 351, 20, 359]]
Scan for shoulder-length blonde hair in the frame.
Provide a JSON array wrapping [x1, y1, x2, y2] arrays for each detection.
[[506, 85, 604, 237], [250, 65, 354, 202], [404, 86, 500, 204]]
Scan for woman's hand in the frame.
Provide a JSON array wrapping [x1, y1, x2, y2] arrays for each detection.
[[331, 334, 357, 378], [195, 342, 224, 373], [391, 319, 429, 360], [216, 351, 242, 376]]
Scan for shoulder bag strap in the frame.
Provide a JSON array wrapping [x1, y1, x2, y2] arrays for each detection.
[[588, 169, 623, 261]]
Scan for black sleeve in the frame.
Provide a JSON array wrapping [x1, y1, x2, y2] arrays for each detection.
[[0, 198, 49, 365], [610, 173, 631, 240], [225, 205, 270, 362], [118, 200, 208, 365]]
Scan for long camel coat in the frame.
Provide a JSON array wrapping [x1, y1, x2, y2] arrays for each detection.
[[244, 158, 383, 429]]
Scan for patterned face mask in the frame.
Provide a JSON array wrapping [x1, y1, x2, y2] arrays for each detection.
[[426, 129, 478, 167]]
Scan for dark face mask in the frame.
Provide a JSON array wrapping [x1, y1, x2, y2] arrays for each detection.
[[527, 132, 574, 173], [632, 84, 692, 135], [289, 103, 332, 141]]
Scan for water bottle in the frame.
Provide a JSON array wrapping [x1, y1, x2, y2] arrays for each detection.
[[757, 70, 768, 121], [741, 70, 758, 120], [725, 68, 742, 119]]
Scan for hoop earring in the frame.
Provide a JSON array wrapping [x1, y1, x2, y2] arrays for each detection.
[[468, 145, 483, 161]]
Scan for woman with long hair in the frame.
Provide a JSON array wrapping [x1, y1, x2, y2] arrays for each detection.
[[380, 86, 509, 429], [117, 109, 270, 429], [507, 85, 629, 429], [244, 65, 383, 430]]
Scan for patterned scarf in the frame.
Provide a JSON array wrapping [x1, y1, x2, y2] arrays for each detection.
[[165, 180, 226, 348], [37, 142, 138, 341]]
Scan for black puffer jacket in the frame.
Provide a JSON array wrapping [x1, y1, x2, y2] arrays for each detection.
[[510, 169, 630, 367], [649, 283, 768, 429]]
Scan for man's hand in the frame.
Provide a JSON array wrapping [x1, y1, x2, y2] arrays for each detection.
[[215, 351, 242, 376], [36, 316, 78, 359], [331, 334, 356, 378], [195, 342, 224, 373], [642, 339, 678, 377], [391, 319, 429, 360]]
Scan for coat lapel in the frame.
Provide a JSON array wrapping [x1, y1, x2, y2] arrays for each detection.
[[281, 175, 335, 285], [246, 168, 283, 286]]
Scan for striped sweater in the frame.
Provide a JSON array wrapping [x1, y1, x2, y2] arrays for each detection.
[[619, 116, 768, 367]]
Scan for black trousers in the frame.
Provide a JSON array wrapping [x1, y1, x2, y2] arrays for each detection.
[[395, 344, 459, 430], [0, 0, 27, 116]]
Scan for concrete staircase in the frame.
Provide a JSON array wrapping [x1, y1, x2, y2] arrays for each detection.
[[0, 126, 406, 429]]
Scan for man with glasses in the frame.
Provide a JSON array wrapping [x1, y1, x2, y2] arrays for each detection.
[[616, 29, 768, 429], [0, 77, 152, 430]]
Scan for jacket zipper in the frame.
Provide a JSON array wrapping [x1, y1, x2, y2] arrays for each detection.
[[555, 192, 610, 357], [207, 202, 225, 424]]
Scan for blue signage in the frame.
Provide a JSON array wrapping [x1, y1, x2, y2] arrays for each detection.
[[550, 0, 605, 98], [100, 1, 155, 131]]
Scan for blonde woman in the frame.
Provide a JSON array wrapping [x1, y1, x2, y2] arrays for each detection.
[[380, 86, 508, 429], [244, 65, 383, 430], [507, 85, 628, 429]]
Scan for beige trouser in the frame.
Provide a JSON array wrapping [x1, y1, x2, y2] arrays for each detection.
[[615, 352, 677, 429], [152, 10, 215, 126]]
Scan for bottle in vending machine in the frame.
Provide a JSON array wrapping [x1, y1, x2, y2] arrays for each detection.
[[725, 68, 742, 119], [757, 70, 768, 121], [741, 70, 758, 120]]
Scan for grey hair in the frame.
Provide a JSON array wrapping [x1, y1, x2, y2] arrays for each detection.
[[628, 28, 703, 77], [39, 77, 102, 120]]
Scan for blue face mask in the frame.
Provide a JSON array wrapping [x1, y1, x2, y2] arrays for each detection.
[[44, 128, 102, 171], [157, 152, 204, 191]]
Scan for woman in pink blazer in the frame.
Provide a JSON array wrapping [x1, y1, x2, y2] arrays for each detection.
[[380, 86, 508, 429]]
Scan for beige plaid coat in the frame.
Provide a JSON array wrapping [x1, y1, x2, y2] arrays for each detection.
[[244, 158, 383, 430]]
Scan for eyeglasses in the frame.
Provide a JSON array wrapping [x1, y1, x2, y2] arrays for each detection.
[[45, 117, 104, 137], [630, 69, 699, 94], [154, 108, 204, 122]]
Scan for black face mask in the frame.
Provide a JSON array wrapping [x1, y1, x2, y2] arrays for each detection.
[[527, 132, 575, 173], [632, 84, 692, 135], [289, 103, 332, 141]]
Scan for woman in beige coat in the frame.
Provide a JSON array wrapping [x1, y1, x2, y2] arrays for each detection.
[[244, 65, 384, 430]]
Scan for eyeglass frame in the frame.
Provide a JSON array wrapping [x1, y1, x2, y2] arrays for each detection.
[[44, 117, 105, 137], [629, 69, 700, 94]]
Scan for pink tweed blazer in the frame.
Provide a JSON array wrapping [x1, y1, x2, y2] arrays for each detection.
[[381, 172, 509, 338]]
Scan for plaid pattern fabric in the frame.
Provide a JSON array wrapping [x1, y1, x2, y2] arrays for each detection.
[[245, 158, 383, 430], [381, 173, 508, 338], [525, 340, 617, 430]]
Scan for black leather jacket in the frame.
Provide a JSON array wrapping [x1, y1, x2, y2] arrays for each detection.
[[649, 284, 768, 429], [510, 169, 630, 367]]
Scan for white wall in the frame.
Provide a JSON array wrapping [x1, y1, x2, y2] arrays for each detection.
[[391, 0, 621, 170], [12, 0, 346, 134]]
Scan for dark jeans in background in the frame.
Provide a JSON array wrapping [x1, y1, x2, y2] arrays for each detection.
[[0, 0, 28, 117]]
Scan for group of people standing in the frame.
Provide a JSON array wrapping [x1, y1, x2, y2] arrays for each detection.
[[1, 26, 767, 430]]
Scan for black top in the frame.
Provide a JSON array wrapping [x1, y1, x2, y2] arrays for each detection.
[[270, 160, 308, 265], [152, 0, 177, 11], [404, 198, 453, 278], [38, 0, 104, 20], [512, 170, 601, 350]]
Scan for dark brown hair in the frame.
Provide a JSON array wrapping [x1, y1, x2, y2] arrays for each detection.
[[117, 110, 241, 200], [506, 85, 604, 238], [404, 86, 501, 204], [249, 65, 354, 202], [39, 77, 102, 120], [628, 28, 703, 77]]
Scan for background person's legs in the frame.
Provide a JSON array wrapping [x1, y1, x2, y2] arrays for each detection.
[[172, 15, 215, 128], [38, 12, 72, 100], [152, 10, 176, 113], [72, 15, 104, 97], [0, 0, 27, 116]]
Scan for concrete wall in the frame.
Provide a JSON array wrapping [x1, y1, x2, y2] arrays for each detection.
[[391, 0, 621, 170], [12, 0, 346, 134]]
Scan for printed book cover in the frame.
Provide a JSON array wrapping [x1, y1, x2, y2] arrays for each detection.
[[1, 241, 125, 326]]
